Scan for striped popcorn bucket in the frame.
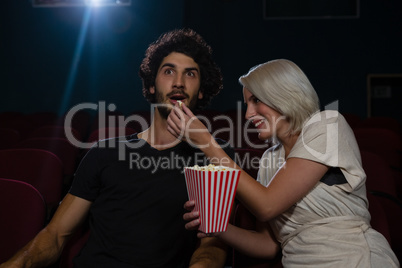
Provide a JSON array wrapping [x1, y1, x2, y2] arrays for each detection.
[[184, 166, 240, 233]]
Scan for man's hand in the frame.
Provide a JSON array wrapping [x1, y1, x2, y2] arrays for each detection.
[[183, 200, 200, 230], [183, 200, 220, 239]]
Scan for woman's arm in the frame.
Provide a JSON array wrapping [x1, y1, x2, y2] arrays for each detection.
[[168, 104, 329, 222], [184, 202, 279, 261], [236, 157, 328, 222], [218, 221, 280, 259]]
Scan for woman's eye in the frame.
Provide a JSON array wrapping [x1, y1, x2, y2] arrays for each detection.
[[253, 97, 260, 103], [186, 71, 195, 77]]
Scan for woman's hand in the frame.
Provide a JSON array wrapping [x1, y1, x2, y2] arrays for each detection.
[[167, 103, 211, 148]]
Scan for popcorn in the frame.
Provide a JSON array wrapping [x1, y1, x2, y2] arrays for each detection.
[[177, 100, 183, 109], [184, 165, 240, 233], [189, 164, 228, 171]]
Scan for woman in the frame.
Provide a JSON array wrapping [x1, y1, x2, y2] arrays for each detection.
[[167, 59, 399, 267]]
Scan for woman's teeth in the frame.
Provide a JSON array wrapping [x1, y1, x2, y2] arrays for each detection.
[[255, 120, 264, 127]]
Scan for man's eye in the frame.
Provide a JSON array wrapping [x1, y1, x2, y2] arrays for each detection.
[[164, 69, 173, 75], [187, 71, 195, 77]]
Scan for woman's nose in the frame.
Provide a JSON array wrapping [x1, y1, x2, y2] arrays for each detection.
[[245, 105, 255, 120]]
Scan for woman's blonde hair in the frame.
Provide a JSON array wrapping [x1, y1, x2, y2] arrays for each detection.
[[239, 59, 320, 134]]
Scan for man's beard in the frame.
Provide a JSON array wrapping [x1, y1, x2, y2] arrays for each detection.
[[156, 105, 172, 120], [154, 88, 198, 119]]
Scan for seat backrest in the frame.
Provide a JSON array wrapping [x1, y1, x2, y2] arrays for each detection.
[[58, 228, 90, 268], [0, 148, 64, 212], [367, 193, 391, 244], [27, 126, 82, 141], [361, 151, 402, 260], [24, 112, 59, 129], [87, 127, 137, 144], [0, 117, 34, 140], [341, 113, 361, 128], [354, 128, 401, 169], [57, 110, 92, 139], [355, 116, 401, 135], [0, 178, 46, 263], [360, 150, 398, 197], [14, 137, 80, 177], [0, 128, 21, 150]]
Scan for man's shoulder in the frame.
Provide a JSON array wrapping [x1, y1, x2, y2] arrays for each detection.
[[92, 133, 145, 148]]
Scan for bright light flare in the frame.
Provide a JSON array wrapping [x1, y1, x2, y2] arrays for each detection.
[[31, 0, 131, 8], [84, 0, 131, 7], [85, 0, 101, 7]]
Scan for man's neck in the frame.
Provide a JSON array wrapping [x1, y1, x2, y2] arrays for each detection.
[[137, 109, 180, 150]]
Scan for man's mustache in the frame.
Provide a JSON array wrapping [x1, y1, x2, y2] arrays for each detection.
[[167, 90, 189, 99]]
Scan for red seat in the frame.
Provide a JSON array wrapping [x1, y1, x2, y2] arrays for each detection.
[[24, 112, 59, 129], [13, 137, 81, 179], [57, 110, 92, 140], [1, 117, 34, 140], [354, 128, 401, 169], [355, 116, 401, 135], [59, 228, 90, 268], [360, 151, 402, 261], [370, 192, 402, 261], [342, 113, 361, 128], [367, 193, 392, 245], [0, 178, 46, 263], [89, 110, 125, 132], [361, 150, 398, 197], [0, 128, 21, 150], [87, 127, 137, 144], [0, 111, 23, 121], [0, 149, 64, 215], [27, 125, 82, 141]]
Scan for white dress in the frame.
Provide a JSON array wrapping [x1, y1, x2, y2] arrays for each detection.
[[257, 110, 399, 267]]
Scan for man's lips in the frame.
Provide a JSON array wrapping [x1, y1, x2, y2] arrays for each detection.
[[169, 94, 187, 104]]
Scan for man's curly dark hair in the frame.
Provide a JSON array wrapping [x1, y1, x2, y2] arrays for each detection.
[[139, 28, 223, 111]]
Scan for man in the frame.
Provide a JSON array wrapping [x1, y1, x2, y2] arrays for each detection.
[[0, 28, 233, 268]]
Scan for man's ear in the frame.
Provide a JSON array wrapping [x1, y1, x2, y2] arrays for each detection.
[[198, 90, 203, 100], [150, 86, 155, 94]]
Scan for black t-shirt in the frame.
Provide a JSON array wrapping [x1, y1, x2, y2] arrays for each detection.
[[69, 134, 234, 268]]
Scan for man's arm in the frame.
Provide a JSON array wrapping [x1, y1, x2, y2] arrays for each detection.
[[186, 199, 234, 268], [189, 236, 228, 268], [0, 193, 92, 268]]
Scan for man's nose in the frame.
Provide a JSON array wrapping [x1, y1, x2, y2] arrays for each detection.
[[173, 74, 184, 88]]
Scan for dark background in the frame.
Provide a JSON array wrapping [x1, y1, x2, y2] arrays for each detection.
[[1, 0, 401, 122]]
